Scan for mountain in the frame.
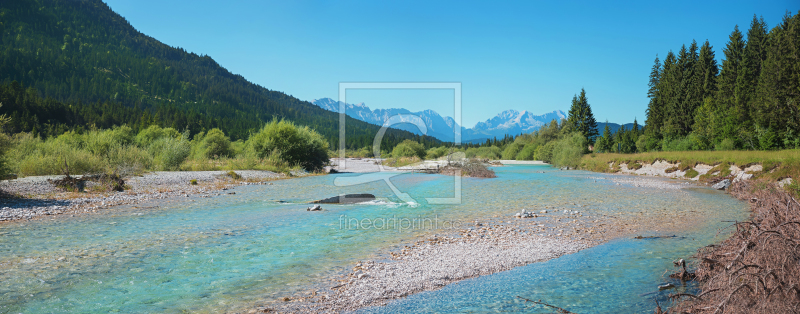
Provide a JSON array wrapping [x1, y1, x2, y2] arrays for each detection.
[[0, 0, 437, 149], [312, 98, 566, 142], [313, 98, 460, 142], [597, 122, 639, 135], [466, 109, 566, 141]]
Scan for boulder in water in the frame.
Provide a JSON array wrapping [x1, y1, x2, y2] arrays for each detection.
[[311, 194, 376, 204], [307, 205, 322, 211]]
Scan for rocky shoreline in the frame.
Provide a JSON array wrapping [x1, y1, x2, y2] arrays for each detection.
[[0, 170, 281, 222], [262, 174, 707, 314]]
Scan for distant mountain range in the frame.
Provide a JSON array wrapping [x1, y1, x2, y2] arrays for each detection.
[[312, 98, 568, 142]]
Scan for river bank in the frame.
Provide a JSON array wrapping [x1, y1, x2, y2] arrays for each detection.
[[0, 170, 281, 222], [670, 180, 800, 313], [266, 172, 718, 314], [0, 160, 752, 313]]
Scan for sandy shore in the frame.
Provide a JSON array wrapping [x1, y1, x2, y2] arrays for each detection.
[[0, 170, 281, 222]]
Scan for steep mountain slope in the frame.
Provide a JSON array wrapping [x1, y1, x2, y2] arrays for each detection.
[[0, 0, 436, 149], [313, 98, 566, 142]]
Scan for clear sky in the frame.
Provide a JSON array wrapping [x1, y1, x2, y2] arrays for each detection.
[[104, 0, 797, 128]]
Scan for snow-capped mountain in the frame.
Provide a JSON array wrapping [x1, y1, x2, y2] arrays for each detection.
[[311, 98, 565, 142]]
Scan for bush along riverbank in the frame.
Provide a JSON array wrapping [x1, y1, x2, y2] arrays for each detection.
[[669, 180, 800, 313]]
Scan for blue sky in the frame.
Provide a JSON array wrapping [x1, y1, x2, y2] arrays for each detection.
[[105, 0, 797, 127]]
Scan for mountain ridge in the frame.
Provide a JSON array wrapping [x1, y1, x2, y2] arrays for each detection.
[[0, 0, 438, 149], [312, 97, 567, 142]]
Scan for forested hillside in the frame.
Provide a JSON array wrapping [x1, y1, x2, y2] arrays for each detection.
[[0, 0, 437, 149], [642, 12, 799, 151]]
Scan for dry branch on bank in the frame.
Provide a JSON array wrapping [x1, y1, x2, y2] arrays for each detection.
[[671, 180, 800, 313], [438, 159, 497, 178]]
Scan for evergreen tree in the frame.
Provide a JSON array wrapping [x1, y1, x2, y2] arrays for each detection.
[[566, 88, 599, 143], [717, 25, 747, 146], [753, 12, 800, 147], [595, 120, 613, 152], [644, 55, 663, 139]]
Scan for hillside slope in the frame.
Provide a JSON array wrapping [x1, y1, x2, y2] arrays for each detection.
[[0, 0, 436, 149]]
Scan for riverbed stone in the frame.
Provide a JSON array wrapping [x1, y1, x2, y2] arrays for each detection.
[[712, 179, 731, 190]]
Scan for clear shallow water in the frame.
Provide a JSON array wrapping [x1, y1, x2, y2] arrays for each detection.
[[0, 165, 747, 313]]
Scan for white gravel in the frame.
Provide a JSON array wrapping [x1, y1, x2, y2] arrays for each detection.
[[0, 170, 280, 222], [274, 224, 587, 313]]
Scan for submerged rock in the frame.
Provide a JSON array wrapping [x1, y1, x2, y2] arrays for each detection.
[[712, 179, 731, 190], [311, 194, 376, 204]]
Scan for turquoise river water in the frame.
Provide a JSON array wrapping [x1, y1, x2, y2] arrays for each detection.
[[0, 165, 748, 313]]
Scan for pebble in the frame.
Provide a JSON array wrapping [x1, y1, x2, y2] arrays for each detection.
[[0, 170, 281, 222]]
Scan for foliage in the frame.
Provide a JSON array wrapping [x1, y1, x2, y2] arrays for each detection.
[[644, 13, 800, 151], [515, 143, 538, 160], [550, 133, 587, 168], [502, 143, 521, 160], [246, 119, 329, 171], [201, 128, 232, 159], [565, 88, 599, 142], [465, 146, 502, 160], [426, 146, 449, 159], [149, 135, 191, 171], [391, 140, 426, 159], [0, 0, 438, 150]]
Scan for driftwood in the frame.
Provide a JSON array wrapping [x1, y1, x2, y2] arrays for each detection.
[[670, 180, 800, 313], [517, 296, 576, 313]]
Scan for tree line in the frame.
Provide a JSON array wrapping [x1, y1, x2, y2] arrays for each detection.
[[644, 12, 800, 151]]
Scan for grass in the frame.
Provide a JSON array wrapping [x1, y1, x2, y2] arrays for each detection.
[[582, 150, 800, 171], [582, 149, 800, 196]]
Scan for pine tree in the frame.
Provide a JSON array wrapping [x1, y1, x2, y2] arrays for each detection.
[[717, 25, 747, 146], [566, 88, 599, 142], [644, 55, 663, 139], [753, 12, 800, 147]]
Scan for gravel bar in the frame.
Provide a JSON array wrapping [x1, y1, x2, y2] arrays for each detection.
[[0, 170, 280, 222]]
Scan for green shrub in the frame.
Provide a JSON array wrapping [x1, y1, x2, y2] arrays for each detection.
[[662, 134, 706, 151], [516, 143, 538, 160], [246, 119, 329, 171], [0, 132, 10, 177], [465, 146, 502, 160], [150, 136, 191, 171], [636, 134, 660, 153], [392, 140, 426, 159], [715, 138, 737, 151], [502, 143, 521, 160], [551, 133, 586, 168], [226, 170, 242, 180], [16, 141, 105, 176], [426, 146, 449, 159], [202, 128, 232, 159], [190, 179, 198, 185], [536, 141, 556, 163], [106, 145, 153, 175], [685, 168, 699, 178], [135, 125, 180, 147]]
